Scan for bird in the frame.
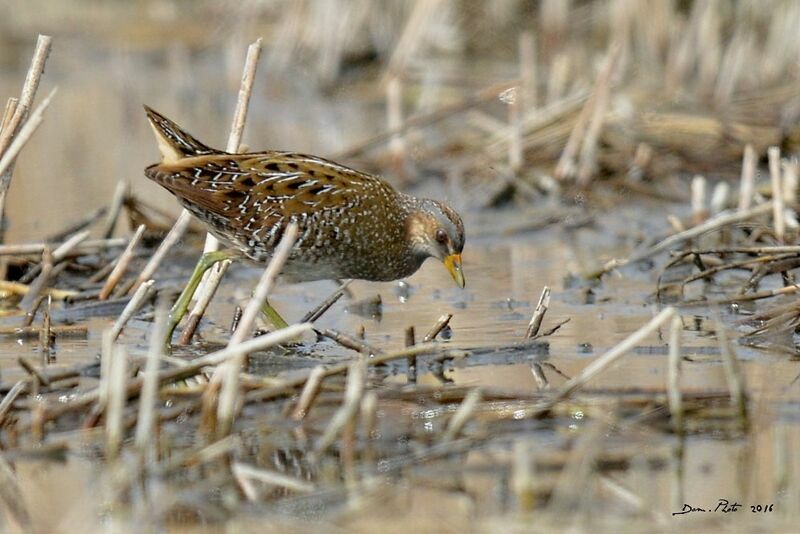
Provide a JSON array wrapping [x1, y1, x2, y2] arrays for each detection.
[[142, 106, 465, 338]]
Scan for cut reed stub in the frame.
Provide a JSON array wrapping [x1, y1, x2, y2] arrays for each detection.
[[526, 286, 551, 338]]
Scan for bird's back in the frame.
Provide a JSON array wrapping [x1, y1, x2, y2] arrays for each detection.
[[144, 107, 419, 281]]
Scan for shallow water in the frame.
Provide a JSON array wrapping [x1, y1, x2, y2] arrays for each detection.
[[2, 198, 799, 529]]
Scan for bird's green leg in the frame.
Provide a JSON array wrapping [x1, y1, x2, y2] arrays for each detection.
[[165, 250, 234, 344], [261, 299, 289, 330]]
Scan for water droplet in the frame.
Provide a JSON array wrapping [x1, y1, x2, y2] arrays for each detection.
[[499, 87, 517, 105]]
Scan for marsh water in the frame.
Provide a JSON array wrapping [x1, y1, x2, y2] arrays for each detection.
[[3, 194, 799, 530]]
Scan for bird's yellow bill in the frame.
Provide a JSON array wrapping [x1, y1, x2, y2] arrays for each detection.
[[443, 253, 465, 288]]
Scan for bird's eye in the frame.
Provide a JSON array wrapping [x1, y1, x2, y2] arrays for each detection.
[[435, 228, 447, 244]]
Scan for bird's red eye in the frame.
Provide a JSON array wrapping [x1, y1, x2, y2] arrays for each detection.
[[435, 229, 447, 244]]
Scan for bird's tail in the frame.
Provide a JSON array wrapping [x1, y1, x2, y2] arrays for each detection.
[[143, 105, 221, 163]]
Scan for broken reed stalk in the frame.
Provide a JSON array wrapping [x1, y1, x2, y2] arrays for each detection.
[[229, 223, 298, 345], [0, 88, 58, 209], [738, 144, 756, 211], [0, 455, 33, 530], [387, 76, 405, 161], [41, 323, 314, 424], [213, 224, 298, 438], [290, 365, 326, 421], [134, 302, 167, 456], [0, 325, 86, 337], [555, 43, 619, 182], [667, 315, 684, 437], [538, 317, 569, 337], [0, 381, 25, 425], [512, 440, 536, 512], [215, 357, 241, 440], [189, 323, 312, 371], [0, 237, 126, 257], [599, 476, 668, 524], [553, 83, 592, 180], [18, 248, 52, 312], [226, 39, 264, 153], [100, 179, 128, 239], [577, 42, 620, 185], [679, 245, 800, 255], [691, 175, 707, 225], [109, 279, 154, 340], [545, 53, 570, 104], [0, 99, 17, 134], [383, 0, 440, 82], [105, 344, 128, 460], [130, 208, 192, 294], [29, 400, 44, 442], [52, 230, 91, 261], [177, 259, 231, 345], [768, 146, 785, 243], [233, 463, 259, 501], [681, 282, 800, 306], [187, 38, 264, 339], [405, 326, 417, 382], [519, 30, 537, 112], [783, 160, 798, 204], [677, 252, 788, 288], [202, 37, 263, 256], [508, 31, 539, 174], [0, 35, 51, 152], [530, 362, 548, 390], [157, 435, 240, 476], [0, 280, 76, 300], [299, 280, 352, 323], [538, 307, 677, 412], [508, 86, 522, 173], [316, 358, 366, 453], [715, 318, 748, 427], [232, 462, 315, 496], [710, 182, 729, 216], [18, 357, 49, 387], [360, 390, 378, 469], [98, 224, 145, 300], [0, 34, 53, 224], [229, 305, 242, 333], [405, 326, 414, 347], [441, 387, 481, 443], [422, 313, 453, 342], [525, 286, 550, 338], [21, 294, 45, 326], [592, 202, 774, 277], [320, 328, 383, 355], [342, 417, 357, 493], [97, 330, 113, 415]]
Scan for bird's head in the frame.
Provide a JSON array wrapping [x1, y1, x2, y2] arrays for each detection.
[[406, 198, 465, 288]]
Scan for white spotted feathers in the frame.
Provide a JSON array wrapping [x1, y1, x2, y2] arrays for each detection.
[[143, 106, 465, 284]]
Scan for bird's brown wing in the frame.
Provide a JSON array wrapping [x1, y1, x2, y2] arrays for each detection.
[[145, 151, 397, 240]]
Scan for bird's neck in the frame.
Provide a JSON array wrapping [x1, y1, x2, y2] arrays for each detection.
[[399, 195, 434, 264]]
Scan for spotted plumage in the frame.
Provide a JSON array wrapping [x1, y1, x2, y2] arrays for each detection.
[[143, 106, 466, 287]]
